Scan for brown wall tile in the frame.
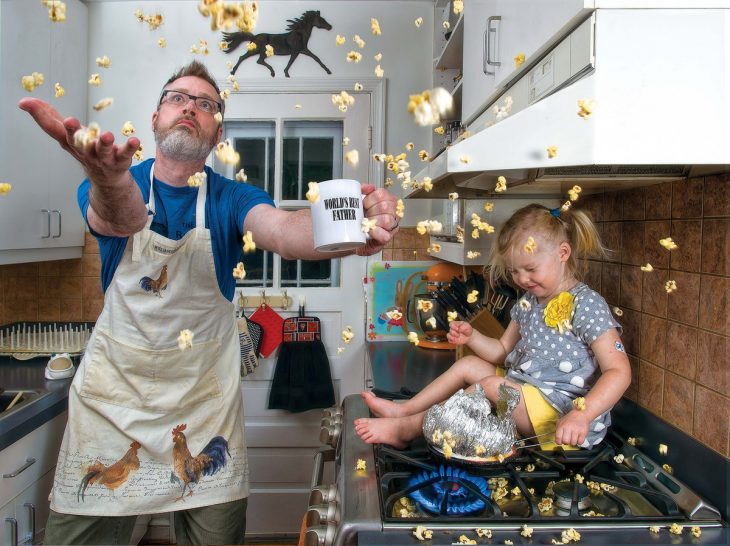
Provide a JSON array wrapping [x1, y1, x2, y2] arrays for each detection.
[[701, 218, 729, 275], [38, 277, 62, 300], [645, 182, 672, 220], [82, 297, 104, 322], [582, 260, 602, 292], [642, 268, 668, 318], [602, 222, 622, 262], [702, 173, 730, 217], [662, 372, 695, 434], [579, 194, 603, 223], [644, 221, 670, 269], [59, 299, 83, 322], [698, 275, 729, 336], [59, 277, 83, 300], [621, 222, 645, 265], [617, 308, 641, 357], [619, 265, 643, 311], [669, 219, 702, 273], [58, 259, 83, 277], [665, 322, 697, 380], [83, 232, 100, 254], [381, 249, 393, 260], [0, 263, 39, 277], [4, 299, 38, 322], [672, 178, 703, 218], [638, 360, 664, 416], [81, 253, 102, 278], [82, 276, 103, 301], [666, 271, 700, 327], [5, 277, 39, 301], [640, 315, 667, 366], [39, 261, 61, 277], [621, 188, 646, 220], [601, 263, 621, 306], [696, 330, 729, 396], [39, 300, 61, 322], [693, 385, 729, 456], [603, 191, 623, 221]]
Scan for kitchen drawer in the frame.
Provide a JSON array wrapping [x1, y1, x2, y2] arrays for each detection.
[[248, 447, 319, 483], [0, 413, 65, 507]]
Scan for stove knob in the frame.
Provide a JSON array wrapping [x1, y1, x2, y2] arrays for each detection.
[[304, 522, 337, 546], [321, 407, 342, 420], [305, 501, 339, 527], [319, 423, 341, 447], [320, 415, 342, 427], [309, 484, 337, 505]]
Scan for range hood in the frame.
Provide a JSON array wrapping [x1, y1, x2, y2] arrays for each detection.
[[409, 8, 729, 199]]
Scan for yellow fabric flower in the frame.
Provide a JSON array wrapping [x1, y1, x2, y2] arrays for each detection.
[[544, 292, 574, 334]]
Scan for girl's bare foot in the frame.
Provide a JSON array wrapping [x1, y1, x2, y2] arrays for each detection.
[[361, 390, 405, 418], [354, 415, 422, 449]]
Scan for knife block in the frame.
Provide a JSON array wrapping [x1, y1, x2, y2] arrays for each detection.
[[455, 308, 505, 360]]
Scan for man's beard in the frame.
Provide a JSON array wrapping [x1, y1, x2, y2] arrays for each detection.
[[154, 122, 216, 162]]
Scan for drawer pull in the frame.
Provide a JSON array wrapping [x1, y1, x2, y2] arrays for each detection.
[[3, 457, 36, 478], [5, 517, 18, 546]]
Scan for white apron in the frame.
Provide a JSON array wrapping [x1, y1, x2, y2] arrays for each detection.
[[50, 166, 249, 516]]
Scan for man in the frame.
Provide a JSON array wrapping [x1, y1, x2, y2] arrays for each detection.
[[19, 60, 399, 545]]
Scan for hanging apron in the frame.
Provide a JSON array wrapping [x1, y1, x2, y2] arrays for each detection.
[[50, 165, 249, 516]]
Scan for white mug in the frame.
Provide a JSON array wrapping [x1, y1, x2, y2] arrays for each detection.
[[310, 179, 367, 252]]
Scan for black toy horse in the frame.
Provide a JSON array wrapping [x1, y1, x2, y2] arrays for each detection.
[[223, 10, 332, 78]]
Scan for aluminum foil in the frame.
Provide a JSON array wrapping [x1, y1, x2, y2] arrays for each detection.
[[422, 383, 520, 460]]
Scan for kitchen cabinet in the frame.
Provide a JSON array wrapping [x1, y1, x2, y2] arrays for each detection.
[[1, 412, 66, 546], [461, 0, 498, 124], [0, 0, 87, 265]]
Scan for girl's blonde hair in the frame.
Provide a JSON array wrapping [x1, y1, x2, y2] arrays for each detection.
[[488, 204, 608, 286]]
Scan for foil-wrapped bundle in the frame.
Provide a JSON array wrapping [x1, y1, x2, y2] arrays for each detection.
[[422, 383, 521, 461]]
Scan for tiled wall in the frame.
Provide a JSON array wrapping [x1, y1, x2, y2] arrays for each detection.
[[0, 233, 104, 324], [576, 174, 729, 457], [381, 227, 435, 261]]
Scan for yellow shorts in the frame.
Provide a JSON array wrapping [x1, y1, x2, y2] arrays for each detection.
[[496, 368, 576, 450]]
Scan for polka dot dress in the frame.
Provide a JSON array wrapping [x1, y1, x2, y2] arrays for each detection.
[[504, 282, 622, 447]]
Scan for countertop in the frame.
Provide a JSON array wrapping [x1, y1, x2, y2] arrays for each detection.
[[0, 356, 71, 451]]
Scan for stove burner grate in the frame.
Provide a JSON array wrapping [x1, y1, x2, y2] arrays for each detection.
[[407, 465, 490, 516]]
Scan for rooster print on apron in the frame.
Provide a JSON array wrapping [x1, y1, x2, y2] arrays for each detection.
[[50, 165, 250, 516]]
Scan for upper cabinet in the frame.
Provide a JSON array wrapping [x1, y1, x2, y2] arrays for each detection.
[[461, 0, 498, 124], [0, 0, 88, 265]]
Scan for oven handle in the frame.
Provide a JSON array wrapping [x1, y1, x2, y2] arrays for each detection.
[[311, 447, 335, 489]]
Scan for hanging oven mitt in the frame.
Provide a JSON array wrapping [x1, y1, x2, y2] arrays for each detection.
[[249, 303, 284, 358], [268, 308, 335, 413], [237, 314, 262, 376]]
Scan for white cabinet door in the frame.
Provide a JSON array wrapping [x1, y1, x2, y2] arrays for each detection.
[[1, 499, 17, 546], [461, 0, 499, 123], [14, 468, 55, 546], [493, 0, 593, 90]]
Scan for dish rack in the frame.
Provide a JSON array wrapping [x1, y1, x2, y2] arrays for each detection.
[[0, 321, 95, 359]]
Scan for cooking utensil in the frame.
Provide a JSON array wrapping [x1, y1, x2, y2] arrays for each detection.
[[437, 287, 471, 319], [427, 431, 556, 466], [4, 391, 23, 412]]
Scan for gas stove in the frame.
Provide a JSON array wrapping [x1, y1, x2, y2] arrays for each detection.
[[306, 395, 727, 546]]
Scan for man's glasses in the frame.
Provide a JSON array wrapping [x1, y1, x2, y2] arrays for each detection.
[[159, 90, 222, 115]]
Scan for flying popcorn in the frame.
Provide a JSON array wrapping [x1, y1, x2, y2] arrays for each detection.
[[219, 40, 230, 51], [628, 437, 638, 445], [95, 55, 112, 68], [658, 443, 668, 455], [427, 243, 441, 254], [306, 182, 320, 203], [88, 73, 101, 86], [447, 311, 458, 322], [613, 454, 625, 464], [135, 10, 164, 30], [177, 329, 194, 351], [660, 237, 677, 250], [460, 155, 470, 164], [662, 463, 673, 474], [475, 529, 492, 539], [669, 524, 683, 535], [294, 104, 301, 109], [641, 263, 654, 272], [134, 145, 144, 161], [354, 82, 364, 91], [158, 38, 167, 48], [467, 290, 479, 304], [0, 183, 12, 196], [197, 0, 258, 32], [405, 142, 414, 151], [484, 202, 494, 212], [187, 171, 206, 187], [691, 527, 701, 538], [407, 331, 420, 346], [495, 176, 507, 192], [374, 52, 383, 61], [417, 299, 433, 312], [413, 526, 432, 541], [235, 169, 247, 182], [415, 17, 423, 28], [374, 64, 384, 78], [415, 220, 442, 235], [21, 72, 45, 92], [353, 35, 366, 49], [54, 83, 65, 97], [453, 0, 464, 14], [425, 317, 437, 329], [524, 236, 537, 254], [422, 178, 433, 192], [434, 126, 445, 135], [466, 251, 481, 259], [345, 150, 359, 166], [342, 137, 350, 146], [247, 42, 257, 51], [418, 150, 429, 161], [265, 44, 274, 57], [216, 139, 240, 166], [93, 98, 114, 111], [332, 90, 355, 111], [342, 326, 354, 344], [73, 122, 101, 149], [407, 87, 453, 126], [577, 99, 596, 119], [547, 146, 558, 158], [493, 96, 513, 121], [219, 89, 231, 102], [572, 397, 586, 410], [371, 18, 381, 35], [665, 280, 677, 293], [520, 525, 533, 538], [448, 192, 459, 201], [560, 200, 572, 212], [568, 185, 582, 201], [361, 218, 377, 234], [347, 51, 362, 63], [514, 53, 526, 68], [42, 0, 67, 22], [232, 262, 246, 280], [121, 121, 135, 136], [242, 230, 256, 253], [519, 299, 531, 311], [356, 459, 367, 471], [395, 199, 405, 218], [335, 34, 346, 45], [214, 112, 223, 124], [613, 306, 624, 316], [337, 347, 345, 355], [649, 526, 661, 534]]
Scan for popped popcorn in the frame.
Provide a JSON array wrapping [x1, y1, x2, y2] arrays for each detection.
[[335, 34, 346, 46], [337, 347, 345, 355], [457, 535, 475, 545], [395, 199, 405, 218], [561, 528, 581, 543], [21, 72, 45, 92], [613, 454, 625, 463], [214, 112, 223, 124], [459, 155, 470, 164], [134, 9, 163, 30], [484, 202, 494, 212], [158, 38, 167, 48], [361, 218, 377, 234], [434, 126, 445, 135], [466, 290, 479, 304], [413, 526, 432, 541], [453, 0, 464, 14], [665, 280, 677, 293], [427, 243, 442, 254], [447, 311, 458, 322], [408, 331, 420, 346], [422, 178, 433, 192], [216, 139, 240, 166], [42, 0, 67, 22], [232, 262, 246, 280], [353, 35, 365, 49], [417, 299, 434, 312], [73, 122, 101, 149], [354, 83, 364, 91], [54, 83, 65, 97], [425, 317, 437, 329], [493, 96, 513, 121], [514, 53, 526, 68], [613, 306, 624, 316], [628, 437, 638, 445], [95, 55, 112, 68], [415, 220, 442, 235], [356, 459, 366, 471], [407, 87, 453, 126], [525, 464, 535, 472], [345, 150, 359, 166], [577, 99, 596, 119], [134, 145, 144, 161], [547, 146, 558, 158], [93, 98, 114, 111], [265, 44, 274, 57], [572, 397, 586, 410], [466, 251, 481, 260], [346, 51, 362, 63], [662, 463, 673, 474], [220, 89, 231, 101], [342, 326, 354, 344], [568, 185, 582, 201], [495, 176, 507, 192], [0, 183, 12, 196], [198, 0, 258, 32], [648, 526, 661, 533], [371, 18, 381, 36], [524, 236, 537, 254], [640, 263, 654, 272], [415, 17, 423, 28], [669, 523, 683, 535], [342, 137, 350, 146], [187, 171, 206, 187], [235, 169, 248, 182], [448, 192, 459, 201], [418, 150, 429, 161], [659, 444, 668, 455], [443, 21, 450, 30], [475, 529, 492, 539], [121, 121, 135, 136], [374, 52, 383, 62], [520, 525, 533, 538], [332, 90, 355, 112], [659, 237, 678, 250], [691, 526, 701, 538], [306, 182, 319, 203], [538, 497, 553, 512], [374, 65, 384, 78], [242, 230, 256, 253], [88, 73, 101, 86], [177, 329, 194, 351]]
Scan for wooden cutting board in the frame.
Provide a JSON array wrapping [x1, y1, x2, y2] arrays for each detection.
[[455, 308, 505, 360]]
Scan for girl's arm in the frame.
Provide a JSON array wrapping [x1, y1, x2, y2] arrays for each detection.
[[555, 328, 632, 446], [462, 320, 521, 366]]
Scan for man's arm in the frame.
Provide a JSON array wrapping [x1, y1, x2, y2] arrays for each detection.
[[19, 98, 147, 237], [245, 184, 399, 259]]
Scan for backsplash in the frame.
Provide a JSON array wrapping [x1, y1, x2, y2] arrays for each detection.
[[381, 227, 435, 261], [0, 232, 103, 324], [577, 174, 729, 457]]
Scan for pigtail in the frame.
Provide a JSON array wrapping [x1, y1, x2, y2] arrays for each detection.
[[560, 208, 608, 261]]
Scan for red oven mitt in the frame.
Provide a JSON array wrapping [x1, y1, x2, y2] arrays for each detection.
[[249, 304, 284, 357]]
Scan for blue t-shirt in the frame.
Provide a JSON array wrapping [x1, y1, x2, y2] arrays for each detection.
[[77, 159, 275, 300]]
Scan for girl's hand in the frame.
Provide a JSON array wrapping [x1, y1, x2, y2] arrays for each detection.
[[446, 321, 473, 345], [555, 409, 590, 447]]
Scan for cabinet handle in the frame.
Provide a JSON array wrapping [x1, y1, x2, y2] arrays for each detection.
[[51, 209, 62, 238], [5, 517, 18, 546], [2, 457, 36, 478], [23, 503, 36, 545], [486, 16, 502, 72], [41, 209, 51, 239], [310, 447, 335, 489]]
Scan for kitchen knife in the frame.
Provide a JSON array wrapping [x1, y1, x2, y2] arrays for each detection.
[[438, 287, 472, 319]]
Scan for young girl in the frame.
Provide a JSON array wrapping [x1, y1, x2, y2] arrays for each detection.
[[355, 204, 631, 451]]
